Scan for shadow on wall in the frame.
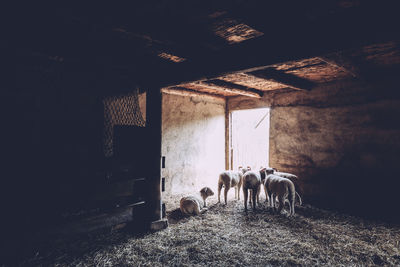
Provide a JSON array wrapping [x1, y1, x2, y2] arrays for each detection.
[[305, 143, 400, 222]]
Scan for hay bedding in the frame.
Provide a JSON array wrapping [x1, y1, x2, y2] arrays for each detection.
[[19, 192, 400, 266]]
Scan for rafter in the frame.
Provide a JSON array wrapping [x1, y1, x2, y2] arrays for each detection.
[[198, 79, 263, 98], [161, 87, 225, 99]]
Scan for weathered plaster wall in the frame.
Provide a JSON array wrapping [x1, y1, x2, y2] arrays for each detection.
[[162, 94, 226, 196], [229, 79, 400, 220]]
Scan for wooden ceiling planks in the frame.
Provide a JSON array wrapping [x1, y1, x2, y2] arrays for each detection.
[[360, 42, 400, 67], [249, 68, 315, 91], [284, 62, 353, 83], [212, 18, 264, 44], [218, 73, 287, 91], [319, 53, 361, 78], [158, 52, 186, 63], [19, 2, 400, 96], [272, 58, 323, 72], [166, 42, 400, 97]]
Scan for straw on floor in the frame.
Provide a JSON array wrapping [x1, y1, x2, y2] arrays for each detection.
[[21, 192, 400, 266]]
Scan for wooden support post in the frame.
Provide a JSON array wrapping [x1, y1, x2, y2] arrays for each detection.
[[145, 86, 167, 230], [225, 99, 230, 170]]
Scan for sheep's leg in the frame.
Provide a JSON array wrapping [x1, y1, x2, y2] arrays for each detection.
[[217, 181, 223, 203], [290, 192, 296, 215], [290, 200, 295, 216], [249, 189, 252, 204], [252, 188, 257, 210], [268, 192, 273, 207], [249, 189, 254, 204], [263, 184, 268, 203], [237, 180, 242, 200], [277, 195, 284, 214], [296, 192, 302, 206], [243, 188, 248, 211], [271, 193, 276, 211], [256, 185, 260, 205], [224, 185, 230, 205]]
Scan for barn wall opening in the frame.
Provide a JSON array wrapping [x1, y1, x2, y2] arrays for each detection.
[[230, 108, 270, 171], [161, 93, 226, 200], [228, 79, 400, 221]]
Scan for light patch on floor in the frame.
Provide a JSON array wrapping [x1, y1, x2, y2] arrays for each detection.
[[21, 191, 400, 266]]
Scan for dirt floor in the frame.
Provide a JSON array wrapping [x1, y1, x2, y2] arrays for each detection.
[[17, 191, 400, 266]]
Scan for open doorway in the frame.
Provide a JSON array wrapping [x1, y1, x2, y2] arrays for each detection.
[[230, 108, 270, 171]]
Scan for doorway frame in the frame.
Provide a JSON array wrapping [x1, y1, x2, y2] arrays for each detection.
[[227, 107, 270, 171]]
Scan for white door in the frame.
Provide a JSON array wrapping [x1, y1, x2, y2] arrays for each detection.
[[231, 108, 270, 171]]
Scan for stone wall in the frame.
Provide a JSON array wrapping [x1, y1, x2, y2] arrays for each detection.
[[229, 79, 400, 220], [161, 93, 226, 196]]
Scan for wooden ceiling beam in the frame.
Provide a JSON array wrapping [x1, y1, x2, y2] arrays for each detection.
[[199, 79, 263, 98], [18, 1, 400, 90], [248, 68, 315, 91], [161, 87, 225, 99]]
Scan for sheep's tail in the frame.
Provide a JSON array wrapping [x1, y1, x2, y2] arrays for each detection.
[[295, 191, 302, 206]]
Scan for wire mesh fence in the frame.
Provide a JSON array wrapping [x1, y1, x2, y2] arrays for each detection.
[[103, 89, 145, 157]]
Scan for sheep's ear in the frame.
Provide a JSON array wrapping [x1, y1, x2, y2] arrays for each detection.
[[247, 166, 251, 170], [260, 167, 266, 172]]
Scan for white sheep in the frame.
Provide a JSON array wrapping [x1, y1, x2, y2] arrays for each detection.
[[217, 167, 247, 205], [258, 168, 299, 204], [180, 187, 214, 216], [272, 171, 301, 206], [242, 168, 274, 211], [264, 174, 300, 216]]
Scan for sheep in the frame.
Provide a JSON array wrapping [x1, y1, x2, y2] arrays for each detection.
[[242, 168, 274, 211], [217, 167, 247, 205], [264, 174, 300, 216], [255, 167, 278, 203], [258, 168, 298, 204], [180, 187, 214, 216], [271, 171, 301, 206], [249, 167, 277, 204], [269, 171, 300, 207]]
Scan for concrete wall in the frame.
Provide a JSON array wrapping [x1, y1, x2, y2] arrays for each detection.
[[161, 94, 226, 196], [229, 79, 400, 220]]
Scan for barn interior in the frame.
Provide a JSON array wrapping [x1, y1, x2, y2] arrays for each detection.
[[5, 0, 400, 265]]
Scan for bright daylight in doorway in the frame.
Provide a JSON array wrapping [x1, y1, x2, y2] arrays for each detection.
[[231, 108, 270, 171]]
